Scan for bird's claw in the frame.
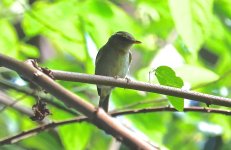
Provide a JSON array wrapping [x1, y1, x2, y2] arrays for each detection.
[[125, 77, 131, 83]]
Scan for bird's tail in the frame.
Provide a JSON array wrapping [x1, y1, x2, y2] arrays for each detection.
[[99, 94, 110, 112]]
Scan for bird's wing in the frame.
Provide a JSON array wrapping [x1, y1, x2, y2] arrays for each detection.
[[129, 51, 132, 65], [97, 87, 101, 95], [95, 50, 102, 64], [95, 46, 106, 65]]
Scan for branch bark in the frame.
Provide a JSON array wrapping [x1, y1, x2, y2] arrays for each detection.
[[0, 91, 33, 116], [0, 91, 50, 124], [52, 70, 231, 107], [1, 106, 229, 145], [0, 76, 78, 115], [0, 54, 157, 149]]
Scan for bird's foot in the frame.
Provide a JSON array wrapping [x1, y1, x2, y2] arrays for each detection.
[[125, 77, 131, 83]]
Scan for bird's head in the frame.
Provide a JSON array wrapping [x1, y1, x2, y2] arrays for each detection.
[[107, 31, 141, 52]]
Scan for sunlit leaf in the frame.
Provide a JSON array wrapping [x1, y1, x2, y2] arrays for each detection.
[[128, 113, 170, 144], [22, 1, 86, 60], [0, 19, 19, 58], [2, 0, 15, 7], [58, 123, 93, 150], [19, 43, 40, 58], [22, 13, 44, 36], [20, 132, 64, 150], [169, 0, 214, 52], [155, 66, 184, 111], [175, 64, 219, 87]]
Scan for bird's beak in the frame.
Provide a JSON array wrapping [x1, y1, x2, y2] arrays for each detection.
[[132, 40, 141, 44]]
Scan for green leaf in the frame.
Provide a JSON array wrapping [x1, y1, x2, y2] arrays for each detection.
[[175, 64, 219, 87], [2, 0, 15, 7], [58, 123, 93, 150], [127, 113, 170, 145], [22, 1, 86, 61], [167, 96, 184, 111], [22, 13, 44, 36], [20, 132, 64, 150], [78, 0, 140, 47], [19, 43, 40, 58], [155, 66, 184, 88], [137, 1, 174, 38], [204, 16, 231, 74], [112, 88, 163, 109], [155, 66, 184, 111], [214, 0, 231, 19], [0, 19, 19, 58], [169, 0, 214, 52]]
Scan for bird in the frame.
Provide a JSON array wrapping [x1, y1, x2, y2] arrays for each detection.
[[95, 31, 141, 112]]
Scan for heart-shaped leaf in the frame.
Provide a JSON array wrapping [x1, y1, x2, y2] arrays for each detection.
[[155, 66, 184, 111]]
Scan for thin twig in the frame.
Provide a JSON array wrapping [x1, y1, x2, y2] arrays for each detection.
[[0, 76, 78, 115], [111, 106, 231, 116], [0, 106, 230, 145], [0, 94, 27, 113], [0, 91, 50, 124], [51, 70, 231, 107], [0, 91, 33, 116]]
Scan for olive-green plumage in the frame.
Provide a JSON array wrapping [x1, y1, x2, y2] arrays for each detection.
[[95, 31, 141, 112]]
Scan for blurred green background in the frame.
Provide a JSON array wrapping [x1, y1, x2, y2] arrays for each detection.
[[0, 0, 231, 149]]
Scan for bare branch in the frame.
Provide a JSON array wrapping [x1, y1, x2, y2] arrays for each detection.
[[0, 91, 49, 124], [51, 70, 231, 107], [1, 106, 229, 145], [0, 76, 78, 115], [0, 91, 33, 116], [111, 106, 231, 116], [0, 54, 156, 149], [0, 94, 27, 113]]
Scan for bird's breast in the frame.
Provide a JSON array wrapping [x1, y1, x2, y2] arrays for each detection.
[[95, 49, 130, 78]]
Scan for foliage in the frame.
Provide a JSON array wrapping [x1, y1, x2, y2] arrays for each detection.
[[155, 66, 184, 111], [0, 0, 231, 150]]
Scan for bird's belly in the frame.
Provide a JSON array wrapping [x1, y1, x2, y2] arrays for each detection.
[[96, 53, 129, 78], [111, 56, 129, 77]]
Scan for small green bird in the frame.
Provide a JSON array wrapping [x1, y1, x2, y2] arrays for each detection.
[[95, 31, 141, 112]]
